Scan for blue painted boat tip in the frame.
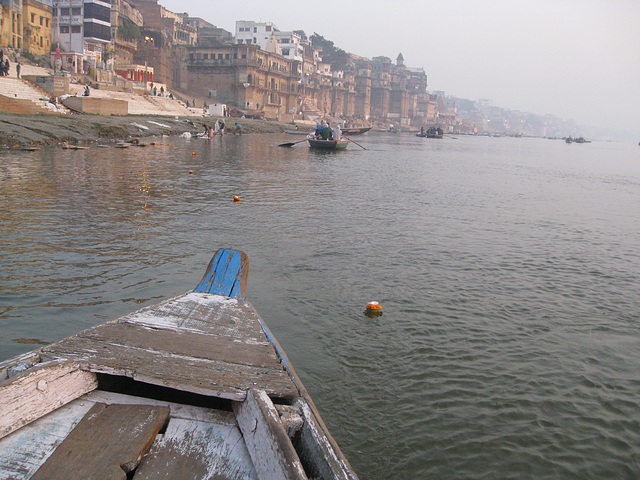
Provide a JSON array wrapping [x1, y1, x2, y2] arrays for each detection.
[[194, 249, 249, 298]]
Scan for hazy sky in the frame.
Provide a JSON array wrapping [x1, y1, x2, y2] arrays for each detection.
[[161, 0, 640, 135]]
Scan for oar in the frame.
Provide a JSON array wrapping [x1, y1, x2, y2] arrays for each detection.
[[279, 138, 308, 147], [345, 136, 367, 150]]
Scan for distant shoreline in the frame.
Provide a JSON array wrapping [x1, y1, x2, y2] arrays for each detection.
[[0, 114, 290, 147]]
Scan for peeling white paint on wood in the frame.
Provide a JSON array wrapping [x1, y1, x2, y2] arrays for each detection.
[[31, 403, 170, 480], [133, 417, 257, 480], [0, 398, 95, 480], [84, 391, 238, 426], [120, 293, 266, 342], [235, 389, 308, 480], [0, 361, 97, 440], [295, 400, 357, 480]]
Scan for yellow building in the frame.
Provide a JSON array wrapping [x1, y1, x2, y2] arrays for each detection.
[[1, 0, 23, 49], [22, 0, 52, 56]]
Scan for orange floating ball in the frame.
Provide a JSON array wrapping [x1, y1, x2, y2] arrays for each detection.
[[189, 170, 194, 174], [366, 301, 382, 311], [233, 195, 241, 202]]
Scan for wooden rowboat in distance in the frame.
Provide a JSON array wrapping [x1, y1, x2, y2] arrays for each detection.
[[307, 134, 349, 150], [340, 127, 372, 135], [0, 248, 358, 480]]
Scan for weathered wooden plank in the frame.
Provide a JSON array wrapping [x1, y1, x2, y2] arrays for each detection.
[[256, 317, 358, 480], [294, 400, 356, 480], [84, 390, 238, 426], [76, 321, 282, 370], [0, 361, 98, 440], [119, 292, 268, 343], [0, 399, 95, 480], [31, 403, 170, 480], [42, 339, 298, 401], [234, 389, 307, 480], [194, 249, 249, 298], [0, 351, 41, 381], [133, 417, 257, 480]]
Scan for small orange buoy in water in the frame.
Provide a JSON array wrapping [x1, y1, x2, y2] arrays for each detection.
[[233, 195, 241, 202], [189, 170, 194, 174], [192, 152, 196, 156], [365, 301, 382, 317]]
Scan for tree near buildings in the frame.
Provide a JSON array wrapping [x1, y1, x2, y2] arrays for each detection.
[[310, 33, 350, 71]]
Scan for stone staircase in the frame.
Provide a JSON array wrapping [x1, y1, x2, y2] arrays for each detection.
[[0, 60, 195, 117], [301, 98, 323, 122], [68, 84, 194, 116], [0, 77, 67, 114]]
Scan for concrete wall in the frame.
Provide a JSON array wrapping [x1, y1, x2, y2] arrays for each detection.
[[23, 75, 70, 97], [62, 97, 128, 115], [0, 94, 46, 114]]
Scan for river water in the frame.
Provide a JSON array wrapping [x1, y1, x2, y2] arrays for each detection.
[[1, 133, 639, 479]]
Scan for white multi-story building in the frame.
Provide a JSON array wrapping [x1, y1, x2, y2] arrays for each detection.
[[235, 20, 276, 48], [52, 0, 110, 70], [273, 31, 304, 62], [235, 20, 305, 62]]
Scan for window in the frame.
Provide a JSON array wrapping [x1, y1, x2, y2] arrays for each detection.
[[60, 8, 69, 15], [281, 49, 290, 56], [40, 16, 44, 25], [71, 7, 81, 16], [218, 53, 223, 59], [225, 54, 229, 59], [46, 19, 49, 27], [265, 26, 271, 31], [237, 40, 243, 44], [253, 27, 257, 33], [71, 25, 81, 33], [83, 4, 109, 22], [30, 13, 35, 23], [84, 22, 110, 41], [203, 53, 208, 59], [60, 25, 70, 33]]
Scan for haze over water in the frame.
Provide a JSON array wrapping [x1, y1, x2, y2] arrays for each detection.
[[1, 134, 640, 479]]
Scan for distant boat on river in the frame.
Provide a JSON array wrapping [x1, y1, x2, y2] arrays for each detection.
[[307, 133, 349, 150], [341, 126, 372, 135], [565, 136, 590, 143], [417, 127, 444, 139]]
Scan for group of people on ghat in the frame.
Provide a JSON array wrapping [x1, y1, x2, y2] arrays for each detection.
[[0, 50, 15, 77], [313, 120, 343, 141], [201, 120, 243, 137]]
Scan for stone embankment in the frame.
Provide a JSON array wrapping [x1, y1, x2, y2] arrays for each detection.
[[0, 114, 289, 147], [0, 63, 292, 147]]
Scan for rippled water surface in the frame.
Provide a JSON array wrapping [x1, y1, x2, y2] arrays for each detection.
[[2, 133, 640, 479]]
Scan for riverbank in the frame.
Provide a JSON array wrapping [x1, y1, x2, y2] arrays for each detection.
[[0, 113, 291, 147]]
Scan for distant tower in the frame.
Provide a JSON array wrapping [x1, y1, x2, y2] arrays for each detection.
[[396, 53, 404, 67]]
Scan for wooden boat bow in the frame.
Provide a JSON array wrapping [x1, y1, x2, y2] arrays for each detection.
[[0, 248, 358, 480]]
